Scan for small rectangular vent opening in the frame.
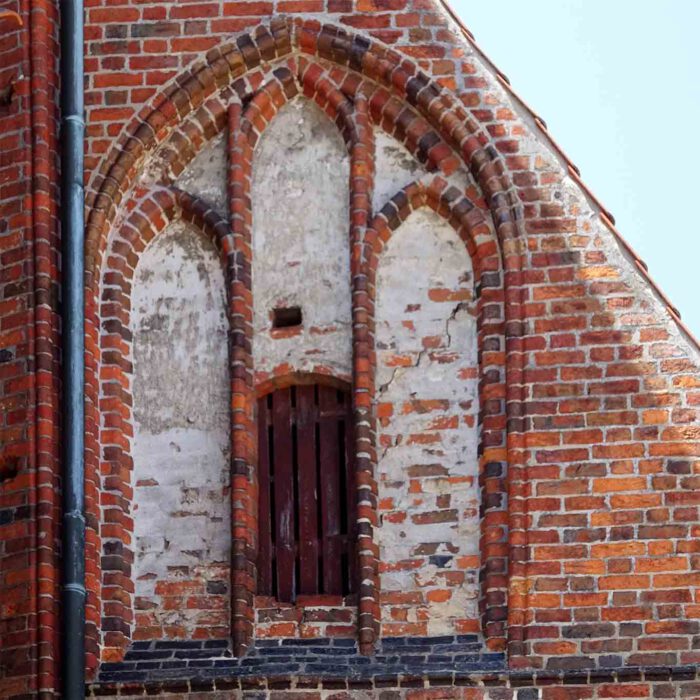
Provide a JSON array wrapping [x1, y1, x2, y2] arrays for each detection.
[[272, 306, 303, 329]]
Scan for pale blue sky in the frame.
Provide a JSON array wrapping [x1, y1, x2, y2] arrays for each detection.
[[455, 0, 700, 338]]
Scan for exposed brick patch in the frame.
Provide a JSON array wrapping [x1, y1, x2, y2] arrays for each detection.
[[363, 177, 508, 646]]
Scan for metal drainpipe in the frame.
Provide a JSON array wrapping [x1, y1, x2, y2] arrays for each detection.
[[60, 1, 86, 698]]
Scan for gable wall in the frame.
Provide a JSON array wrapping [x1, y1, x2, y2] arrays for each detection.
[[81, 7, 700, 678], [0, 1, 699, 697]]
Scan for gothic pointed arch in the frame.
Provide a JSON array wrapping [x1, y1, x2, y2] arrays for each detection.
[[84, 18, 526, 676]]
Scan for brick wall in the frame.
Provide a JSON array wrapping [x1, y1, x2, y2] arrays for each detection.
[[0, 1, 60, 697], [96, 82, 487, 650], [1, 0, 699, 697], [0, 6, 35, 693]]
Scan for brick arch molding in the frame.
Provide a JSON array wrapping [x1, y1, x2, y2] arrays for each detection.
[[83, 17, 528, 675]]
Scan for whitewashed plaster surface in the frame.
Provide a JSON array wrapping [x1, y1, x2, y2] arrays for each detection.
[[251, 98, 352, 381], [374, 207, 480, 635], [131, 220, 230, 636], [372, 129, 426, 213], [174, 132, 228, 218]]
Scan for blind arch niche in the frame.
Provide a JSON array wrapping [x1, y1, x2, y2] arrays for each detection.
[[131, 220, 231, 641], [250, 96, 352, 384], [374, 206, 480, 637]]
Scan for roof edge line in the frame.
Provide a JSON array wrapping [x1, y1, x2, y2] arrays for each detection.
[[437, 0, 700, 354]]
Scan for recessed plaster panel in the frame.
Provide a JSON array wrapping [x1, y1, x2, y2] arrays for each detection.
[[173, 132, 228, 217], [374, 208, 480, 637], [372, 129, 426, 214], [251, 98, 351, 381], [131, 220, 230, 639]]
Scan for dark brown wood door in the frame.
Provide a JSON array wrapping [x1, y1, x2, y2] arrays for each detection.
[[256, 382, 356, 603]]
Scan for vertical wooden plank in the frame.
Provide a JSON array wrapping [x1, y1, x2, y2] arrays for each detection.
[[318, 385, 342, 595], [296, 385, 319, 594], [273, 387, 295, 603], [256, 395, 272, 596]]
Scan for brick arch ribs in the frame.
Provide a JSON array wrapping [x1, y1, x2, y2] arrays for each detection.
[[84, 18, 526, 672]]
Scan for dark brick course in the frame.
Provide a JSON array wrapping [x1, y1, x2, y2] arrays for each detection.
[[95, 635, 504, 685], [91, 636, 700, 698]]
